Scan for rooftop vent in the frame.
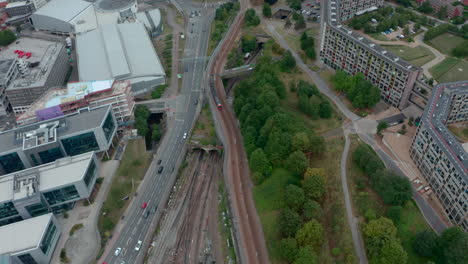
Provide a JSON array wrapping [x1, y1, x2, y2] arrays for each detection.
[[370, 44, 375, 48], [394, 58, 399, 62], [382, 51, 387, 55], [358, 37, 363, 41]]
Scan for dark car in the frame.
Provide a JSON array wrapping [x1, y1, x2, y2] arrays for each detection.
[[157, 159, 162, 165], [194, 99, 198, 105], [158, 166, 164, 174], [143, 210, 150, 219]]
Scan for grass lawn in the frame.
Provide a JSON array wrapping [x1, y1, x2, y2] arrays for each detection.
[[254, 168, 296, 263], [368, 32, 390, 41], [429, 33, 465, 56], [448, 125, 468, 142], [347, 136, 432, 264], [98, 139, 152, 239], [192, 103, 217, 145], [429, 57, 468, 83], [383, 45, 436, 67]]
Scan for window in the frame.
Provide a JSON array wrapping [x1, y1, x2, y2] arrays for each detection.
[[0, 202, 20, 219], [102, 112, 116, 142], [38, 147, 64, 164], [43, 185, 79, 205], [83, 159, 97, 188], [40, 222, 57, 255], [0, 215, 22, 227], [0, 152, 25, 174], [17, 254, 38, 264], [25, 202, 49, 217], [61, 132, 99, 156], [30, 154, 39, 166]]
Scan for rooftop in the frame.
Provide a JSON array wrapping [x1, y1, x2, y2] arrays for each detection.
[[16, 80, 130, 124], [5, 1, 28, 8], [326, 0, 418, 72], [0, 151, 95, 203], [76, 22, 165, 82], [136, 9, 161, 31], [95, 0, 135, 11], [0, 213, 53, 255], [0, 105, 111, 154], [423, 81, 468, 179], [0, 59, 15, 82], [33, 0, 92, 22], [0, 37, 64, 90]]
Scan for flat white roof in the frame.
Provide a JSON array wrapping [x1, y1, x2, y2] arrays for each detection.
[[77, 22, 165, 82], [136, 9, 161, 30], [33, 0, 91, 22], [0, 152, 94, 203], [0, 213, 53, 255], [6, 1, 27, 8]]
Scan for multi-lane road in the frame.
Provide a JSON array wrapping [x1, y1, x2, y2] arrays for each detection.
[[102, 2, 214, 263]]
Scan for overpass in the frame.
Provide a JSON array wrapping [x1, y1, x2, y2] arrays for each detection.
[[220, 64, 255, 78], [135, 97, 177, 113]]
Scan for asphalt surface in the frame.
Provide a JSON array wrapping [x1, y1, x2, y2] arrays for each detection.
[[102, 3, 214, 264]]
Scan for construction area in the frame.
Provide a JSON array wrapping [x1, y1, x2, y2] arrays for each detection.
[[145, 151, 231, 264]]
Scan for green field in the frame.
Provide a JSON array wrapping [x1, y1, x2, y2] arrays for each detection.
[[347, 137, 432, 263], [429, 33, 465, 55], [383, 45, 436, 66], [429, 57, 468, 83]]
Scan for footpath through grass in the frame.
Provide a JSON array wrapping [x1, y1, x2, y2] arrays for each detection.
[[98, 139, 152, 242], [383, 45, 435, 67], [347, 136, 432, 264], [429, 57, 468, 83]]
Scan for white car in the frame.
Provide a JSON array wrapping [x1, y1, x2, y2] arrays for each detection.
[[135, 240, 142, 251], [114, 247, 122, 256], [183, 132, 187, 139]]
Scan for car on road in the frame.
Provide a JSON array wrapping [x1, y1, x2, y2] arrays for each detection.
[[157, 159, 162, 165], [183, 132, 187, 139], [194, 99, 198, 105], [151, 206, 157, 213], [114, 247, 122, 256], [135, 240, 142, 251], [158, 166, 164, 174], [141, 202, 147, 209], [143, 210, 150, 219]]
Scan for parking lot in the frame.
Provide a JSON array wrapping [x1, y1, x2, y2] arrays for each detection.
[[301, 0, 321, 20]]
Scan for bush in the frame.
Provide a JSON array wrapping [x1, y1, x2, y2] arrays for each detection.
[[413, 230, 437, 257], [245, 9, 260, 27], [0, 30, 16, 46], [96, 177, 104, 184], [386, 206, 402, 225], [69, 223, 84, 236]]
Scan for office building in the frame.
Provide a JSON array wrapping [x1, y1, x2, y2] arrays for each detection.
[[0, 151, 98, 226], [29, 0, 98, 35], [0, 213, 61, 264], [8, 0, 49, 10], [0, 59, 17, 116], [0, 37, 69, 115], [410, 81, 468, 231], [5, 1, 35, 17], [0, 105, 116, 175], [16, 79, 135, 126], [76, 22, 166, 96], [338, 0, 384, 21], [94, 0, 138, 25], [320, 0, 421, 109]]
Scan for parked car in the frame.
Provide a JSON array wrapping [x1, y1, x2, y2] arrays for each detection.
[[135, 240, 142, 251], [157, 159, 162, 165], [143, 210, 150, 219], [183, 132, 187, 139], [114, 247, 122, 256], [158, 166, 164, 174], [141, 202, 147, 209]]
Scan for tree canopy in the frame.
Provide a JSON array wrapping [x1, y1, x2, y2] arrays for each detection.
[[295, 219, 324, 249], [302, 168, 326, 201], [284, 184, 306, 211], [286, 151, 308, 176], [331, 71, 380, 108], [293, 245, 318, 264], [280, 208, 303, 237], [0, 30, 16, 46], [245, 9, 260, 27], [262, 3, 272, 17]]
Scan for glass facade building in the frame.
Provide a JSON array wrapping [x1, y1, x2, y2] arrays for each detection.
[[40, 221, 57, 255], [38, 147, 64, 164], [103, 112, 116, 142], [83, 159, 97, 188], [61, 132, 99, 156], [17, 254, 38, 264], [0, 215, 22, 226], [25, 202, 49, 217], [0, 153, 25, 174], [43, 185, 79, 206], [0, 202, 20, 219]]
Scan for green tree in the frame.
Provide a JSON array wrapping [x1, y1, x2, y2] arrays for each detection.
[[403, 26, 410, 36], [152, 124, 161, 141], [294, 15, 306, 30], [386, 206, 402, 225], [249, 148, 272, 177], [241, 34, 257, 53], [413, 230, 437, 257], [245, 8, 260, 27], [374, 170, 412, 206], [302, 199, 322, 221], [262, 3, 272, 17], [438, 227, 468, 264], [377, 238, 408, 264], [377, 121, 388, 135], [309, 135, 326, 154], [295, 219, 324, 249], [284, 184, 305, 211], [302, 168, 326, 200], [134, 105, 150, 120], [280, 50, 296, 72], [135, 117, 148, 136], [418, 2, 433, 14], [291, 132, 310, 152], [286, 151, 308, 176], [293, 245, 317, 264], [319, 101, 332, 118], [279, 208, 303, 237], [0, 30, 16, 46], [279, 238, 299, 263], [363, 217, 398, 256]]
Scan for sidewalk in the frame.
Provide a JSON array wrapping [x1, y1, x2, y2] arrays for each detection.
[[51, 160, 120, 264]]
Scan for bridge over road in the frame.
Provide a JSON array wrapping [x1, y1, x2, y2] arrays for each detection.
[[135, 97, 178, 113]]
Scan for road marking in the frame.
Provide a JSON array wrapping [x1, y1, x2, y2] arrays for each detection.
[[176, 119, 184, 122], [137, 218, 142, 225]]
